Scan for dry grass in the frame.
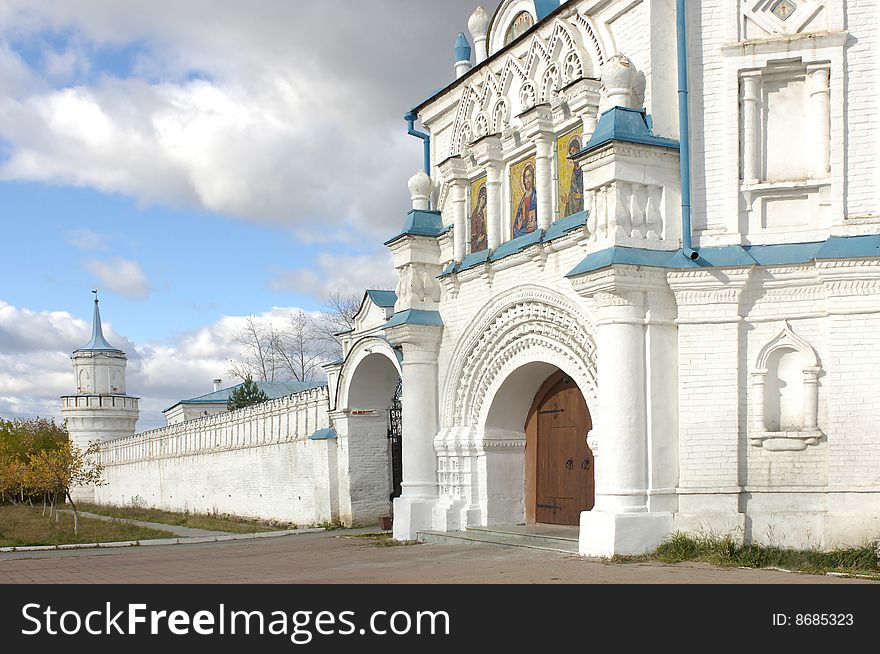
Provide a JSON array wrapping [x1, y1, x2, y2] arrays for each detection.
[[0, 504, 175, 547], [78, 502, 290, 534]]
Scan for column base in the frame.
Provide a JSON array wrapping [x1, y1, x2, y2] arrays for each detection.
[[393, 496, 436, 541], [579, 510, 674, 557]]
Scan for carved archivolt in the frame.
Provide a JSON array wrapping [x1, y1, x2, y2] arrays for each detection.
[[443, 286, 598, 426]]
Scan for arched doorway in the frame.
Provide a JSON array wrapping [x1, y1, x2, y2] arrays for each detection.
[[525, 371, 594, 526], [336, 340, 402, 526]]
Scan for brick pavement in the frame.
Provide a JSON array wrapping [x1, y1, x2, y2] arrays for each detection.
[[0, 530, 873, 584]]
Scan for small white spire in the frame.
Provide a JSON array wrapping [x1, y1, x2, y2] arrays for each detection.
[[601, 54, 638, 108], [408, 171, 432, 211], [468, 6, 490, 64]]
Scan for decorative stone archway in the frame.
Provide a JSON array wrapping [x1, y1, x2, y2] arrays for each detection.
[[434, 287, 599, 530], [334, 337, 402, 526]]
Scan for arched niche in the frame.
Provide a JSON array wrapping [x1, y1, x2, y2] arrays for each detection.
[[750, 323, 822, 452]]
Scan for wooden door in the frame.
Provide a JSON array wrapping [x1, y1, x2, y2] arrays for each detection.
[[526, 372, 594, 526]]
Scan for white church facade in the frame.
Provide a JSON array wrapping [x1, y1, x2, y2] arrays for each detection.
[[63, 0, 880, 557]]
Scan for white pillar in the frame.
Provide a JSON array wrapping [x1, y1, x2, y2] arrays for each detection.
[[535, 135, 554, 230], [452, 180, 467, 262], [802, 367, 821, 432], [809, 67, 831, 178], [593, 294, 648, 514], [486, 161, 503, 250], [390, 332, 442, 541], [438, 157, 469, 263], [573, 275, 674, 557], [741, 74, 760, 183]]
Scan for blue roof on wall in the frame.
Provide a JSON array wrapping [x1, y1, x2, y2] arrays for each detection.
[[177, 380, 327, 406], [308, 427, 337, 441]]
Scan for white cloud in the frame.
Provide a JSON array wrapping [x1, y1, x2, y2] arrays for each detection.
[[0, 0, 487, 238], [270, 251, 397, 300], [0, 300, 325, 431], [66, 227, 111, 251], [85, 257, 152, 299]]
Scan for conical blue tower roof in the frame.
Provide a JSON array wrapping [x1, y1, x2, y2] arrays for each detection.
[[74, 293, 124, 354], [454, 32, 472, 63]]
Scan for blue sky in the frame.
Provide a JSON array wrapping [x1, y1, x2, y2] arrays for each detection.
[[0, 0, 497, 426]]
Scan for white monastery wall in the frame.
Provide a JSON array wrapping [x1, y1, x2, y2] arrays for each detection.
[[94, 388, 377, 526]]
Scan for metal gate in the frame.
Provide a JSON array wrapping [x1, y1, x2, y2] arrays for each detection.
[[387, 378, 403, 501]]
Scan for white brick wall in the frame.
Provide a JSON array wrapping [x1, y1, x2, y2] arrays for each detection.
[[93, 388, 381, 526]]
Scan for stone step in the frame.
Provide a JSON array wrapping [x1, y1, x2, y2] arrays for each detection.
[[418, 527, 580, 554]]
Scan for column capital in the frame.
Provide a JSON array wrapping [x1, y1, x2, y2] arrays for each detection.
[[571, 265, 669, 302], [437, 155, 470, 184], [519, 103, 556, 141], [471, 134, 504, 167], [385, 324, 443, 356]]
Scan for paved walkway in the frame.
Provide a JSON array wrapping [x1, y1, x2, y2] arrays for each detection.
[[0, 529, 874, 584], [62, 510, 233, 538]]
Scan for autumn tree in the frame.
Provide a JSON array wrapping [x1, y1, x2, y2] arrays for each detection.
[[0, 418, 67, 505], [28, 442, 105, 535]]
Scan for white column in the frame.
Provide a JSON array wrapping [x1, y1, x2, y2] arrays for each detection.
[[750, 373, 766, 433], [574, 274, 675, 557], [593, 293, 648, 514], [391, 332, 442, 541], [437, 156, 469, 263], [535, 134, 554, 230], [452, 180, 468, 262], [802, 367, 821, 432], [486, 161, 503, 249], [809, 67, 831, 178], [741, 74, 760, 183]]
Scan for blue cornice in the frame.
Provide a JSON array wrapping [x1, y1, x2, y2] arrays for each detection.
[[384, 210, 448, 246], [383, 309, 444, 330], [578, 106, 680, 155], [566, 235, 880, 277], [441, 211, 587, 277]]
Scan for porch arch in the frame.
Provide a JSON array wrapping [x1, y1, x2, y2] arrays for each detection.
[[334, 336, 403, 526]]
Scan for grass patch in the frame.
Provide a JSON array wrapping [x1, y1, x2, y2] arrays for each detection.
[[0, 504, 175, 547], [349, 532, 421, 547], [617, 532, 879, 578], [78, 502, 291, 534]]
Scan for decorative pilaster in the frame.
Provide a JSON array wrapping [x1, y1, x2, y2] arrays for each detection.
[[438, 156, 469, 262], [471, 135, 504, 250], [808, 66, 831, 178], [741, 73, 760, 183], [521, 103, 556, 230]]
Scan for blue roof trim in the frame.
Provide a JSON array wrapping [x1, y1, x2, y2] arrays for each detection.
[[818, 235, 880, 259], [534, 0, 559, 21], [384, 210, 447, 245], [580, 107, 680, 154], [309, 427, 337, 441], [384, 310, 444, 329], [440, 212, 588, 277], [566, 235, 880, 277], [365, 290, 398, 309]]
